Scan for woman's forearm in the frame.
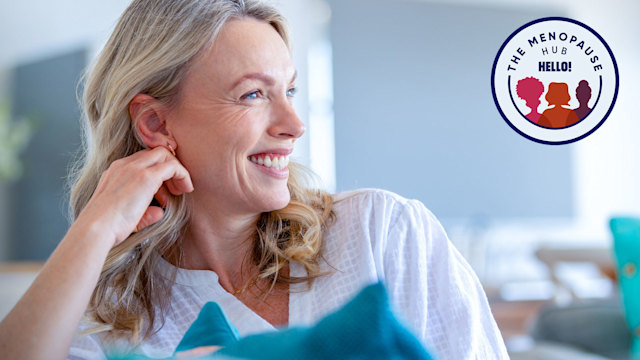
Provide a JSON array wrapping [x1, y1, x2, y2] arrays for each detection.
[[0, 220, 115, 360], [0, 147, 193, 360]]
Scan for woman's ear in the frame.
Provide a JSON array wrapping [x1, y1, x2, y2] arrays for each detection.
[[129, 94, 176, 150]]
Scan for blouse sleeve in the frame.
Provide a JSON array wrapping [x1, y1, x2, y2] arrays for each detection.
[[382, 198, 508, 359]]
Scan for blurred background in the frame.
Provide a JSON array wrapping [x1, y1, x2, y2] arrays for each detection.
[[1, 0, 639, 358]]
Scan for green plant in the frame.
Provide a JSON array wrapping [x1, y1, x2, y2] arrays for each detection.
[[0, 102, 35, 182]]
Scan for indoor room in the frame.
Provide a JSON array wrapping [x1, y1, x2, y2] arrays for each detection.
[[1, 0, 639, 359]]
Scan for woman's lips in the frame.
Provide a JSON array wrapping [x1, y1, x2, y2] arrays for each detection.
[[248, 153, 289, 171], [249, 158, 289, 179]]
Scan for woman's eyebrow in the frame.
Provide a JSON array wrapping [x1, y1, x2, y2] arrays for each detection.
[[230, 70, 298, 90]]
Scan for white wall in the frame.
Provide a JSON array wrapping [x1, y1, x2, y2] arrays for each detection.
[[568, 0, 640, 228], [0, 1, 131, 68], [451, 0, 640, 241], [418, 0, 640, 290]]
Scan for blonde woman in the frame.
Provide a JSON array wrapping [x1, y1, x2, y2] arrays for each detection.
[[0, 0, 508, 359]]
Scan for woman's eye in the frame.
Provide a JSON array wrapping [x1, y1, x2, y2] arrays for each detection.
[[286, 87, 298, 97], [242, 90, 262, 100]]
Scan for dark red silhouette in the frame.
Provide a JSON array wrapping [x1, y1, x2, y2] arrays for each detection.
[[538, 82, 580, 128], [574, 80, 592, 121], [516, 77, 544, 124]]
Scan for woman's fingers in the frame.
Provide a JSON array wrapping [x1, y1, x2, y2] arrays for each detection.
[[154, 184, 171, 208], [175, 346, 222, 359], [134, 146, 194, 195], [135, 206, 165, 232], [123, 145, 175, 167], [149, 159, 194, 195], [79, 145, 194, 246]]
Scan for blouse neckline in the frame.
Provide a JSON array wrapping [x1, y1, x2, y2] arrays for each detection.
[[155, 253, 313, 331], [156, 254, 222, 287]]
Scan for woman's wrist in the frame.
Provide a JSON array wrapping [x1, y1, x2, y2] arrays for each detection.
[[67, 210, 119, 252]]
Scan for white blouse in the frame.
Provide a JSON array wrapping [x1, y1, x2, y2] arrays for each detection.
[[68, 188, 508, 359]]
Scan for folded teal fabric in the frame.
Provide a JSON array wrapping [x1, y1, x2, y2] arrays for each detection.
[[610, 217, 640, 359], [174, 302, 240, 353], [111, 281, 434, 359]]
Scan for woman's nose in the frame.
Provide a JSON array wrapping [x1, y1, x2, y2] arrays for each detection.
[[269, 100, 305, 139]]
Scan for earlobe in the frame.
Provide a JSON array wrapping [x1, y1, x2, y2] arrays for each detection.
[[129, 94, 175, 149]]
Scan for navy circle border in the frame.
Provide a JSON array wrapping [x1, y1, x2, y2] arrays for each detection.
[[490, 16, 619, 145]]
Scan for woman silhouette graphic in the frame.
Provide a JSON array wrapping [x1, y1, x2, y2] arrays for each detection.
[[516, 77, 544, 124], [538, 82, 580, 128]]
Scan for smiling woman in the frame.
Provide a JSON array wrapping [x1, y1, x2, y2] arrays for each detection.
[[0, 0, 507, 359]]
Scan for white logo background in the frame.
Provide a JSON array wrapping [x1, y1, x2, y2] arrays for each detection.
[[492, 18, 618, 144]]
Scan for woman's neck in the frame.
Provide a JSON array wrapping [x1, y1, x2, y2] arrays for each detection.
[[167, 202, 262, 293]]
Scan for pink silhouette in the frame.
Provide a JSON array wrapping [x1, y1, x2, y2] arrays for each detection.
[[574, 80, 592, 121], [516, 77, 544, 124]]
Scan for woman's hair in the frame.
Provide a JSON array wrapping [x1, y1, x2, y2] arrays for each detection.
[[576, 79, 592, 102], [68, 0, 335, 343], [516, 76, 544, 102], [545, 82, 571, 106]]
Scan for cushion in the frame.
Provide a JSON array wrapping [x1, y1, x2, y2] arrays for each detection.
[[609, 217, 640, 358], [110, 281, 434, 359]]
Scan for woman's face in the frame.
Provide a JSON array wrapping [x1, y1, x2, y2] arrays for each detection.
[[168, 17, 304, 216]]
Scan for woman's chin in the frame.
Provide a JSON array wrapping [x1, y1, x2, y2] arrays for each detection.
[[257, 188, 291, 212], [271, 194, 292, 211]]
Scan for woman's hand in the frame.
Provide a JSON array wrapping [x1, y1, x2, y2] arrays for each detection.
[[175, 346, 222, 359], [0, 146, 194, 360], [77, 146, 194, 247]]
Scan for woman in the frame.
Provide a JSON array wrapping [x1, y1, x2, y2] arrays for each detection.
[[0, 0, 508, 359], [538, 82, 580, 128], [516, 76, 544, 124]]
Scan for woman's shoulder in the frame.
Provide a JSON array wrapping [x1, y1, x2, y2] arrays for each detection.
[[329, 188, 438, 229], [331, 187, 414, 207]]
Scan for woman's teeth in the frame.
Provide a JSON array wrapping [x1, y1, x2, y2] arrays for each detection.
[[249, 154, 289, 170]]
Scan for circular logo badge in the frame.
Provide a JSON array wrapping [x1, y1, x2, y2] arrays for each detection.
[[492, 17, 618, 145]]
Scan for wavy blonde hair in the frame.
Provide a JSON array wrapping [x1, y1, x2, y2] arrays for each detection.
[[68, 0, 335, 343]]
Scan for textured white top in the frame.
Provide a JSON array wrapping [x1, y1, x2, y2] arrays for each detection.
[[68, 188, 508, 359]]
